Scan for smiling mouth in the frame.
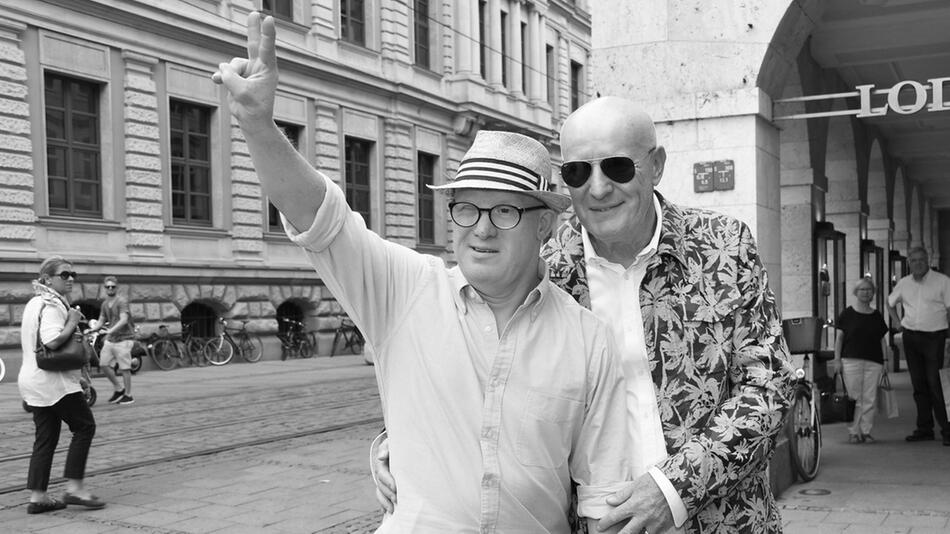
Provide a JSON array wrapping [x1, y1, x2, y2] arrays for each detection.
[[471, 246, 497, 254]]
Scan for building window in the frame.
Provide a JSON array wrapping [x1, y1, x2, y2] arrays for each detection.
[[341, 0, 365, 46], [478, 1, 487, 79], [45, 72, 101, 217], [546, 45, 555, 106], [417, 152, 437, 244], [500, 11, 509, 87], [570, 60, 582, 111], [344, 137, 372, 227], [268, 122, 301, 232], [262, 0, 293, 21], [414, 0, 430, 69], [520, 22, 528, 94], [170, 100, 212, 226]]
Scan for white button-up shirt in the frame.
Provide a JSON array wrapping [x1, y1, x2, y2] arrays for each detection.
[[582, 193, 687, 527], [18, 286, 82, 407], [888, 269, 950, 332], [285, 177, 632, 533]]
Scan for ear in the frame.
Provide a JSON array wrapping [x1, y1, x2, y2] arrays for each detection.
[[537, 209, 556, 242], [650, 146, 667, 187]]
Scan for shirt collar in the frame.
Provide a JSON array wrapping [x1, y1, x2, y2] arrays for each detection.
[[581, 192, 663, 267], [450, 260, 549, 321]]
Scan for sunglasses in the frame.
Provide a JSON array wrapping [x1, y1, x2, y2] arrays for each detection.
[[560, 148, 656, 188], [57, 271, 78, 280], [105, 285, 117, 289]]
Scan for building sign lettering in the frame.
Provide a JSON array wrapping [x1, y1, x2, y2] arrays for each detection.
[[774, 77, 950, 120]]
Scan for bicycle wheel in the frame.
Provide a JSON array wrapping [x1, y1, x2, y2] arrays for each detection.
[[299, 336, 314, 359], [204, 337, 235, 366], [185, 338, 206, 366], [347, 330, 364, 355], [788, 385, 821, 482], [238, 333, 264, 363], [150, 338, 180, 370]]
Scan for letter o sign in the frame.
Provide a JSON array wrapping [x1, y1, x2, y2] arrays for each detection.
[[888, 80, 928, 115]]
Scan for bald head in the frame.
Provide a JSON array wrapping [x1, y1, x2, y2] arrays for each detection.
[[560, 97, 657, 158]]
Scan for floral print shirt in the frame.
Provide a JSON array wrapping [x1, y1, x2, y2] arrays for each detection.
[[542, 194, 794, 533]]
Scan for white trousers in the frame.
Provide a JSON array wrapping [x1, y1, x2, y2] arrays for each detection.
[[842, 358, 883, 436]]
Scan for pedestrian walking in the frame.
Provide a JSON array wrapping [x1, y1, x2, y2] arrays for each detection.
[[95, 276, 135, 405], [887, 246, 950, 446], [18, 256, 105, 514], [833, 277, 889, 444]]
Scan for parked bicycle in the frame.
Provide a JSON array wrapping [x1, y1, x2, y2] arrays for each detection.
[[782, 317, 828, 482], [179, 321, 208, 367], [330, 317, 364, 357], [277, 318, 312, 360], [148, 324, 184, 371], [221, 317, 263, 363]]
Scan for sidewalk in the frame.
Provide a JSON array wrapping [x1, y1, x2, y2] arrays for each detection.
[[1, 357, 948, 533], [777, 370, 950, 533]]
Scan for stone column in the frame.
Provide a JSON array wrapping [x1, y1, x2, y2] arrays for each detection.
[[488, 0, 503, 89], [0, 19, 34, 254], [527, 8, 544, 103], [122, 51, 164, 256], [454, 0, 474, 75], [383, 118, 414, 246], [510, 8, 524, 97]]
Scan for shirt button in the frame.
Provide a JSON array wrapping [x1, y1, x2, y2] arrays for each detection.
[[484, 326, 492, 333]]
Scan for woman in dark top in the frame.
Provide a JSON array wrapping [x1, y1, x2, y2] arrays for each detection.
[[833, 276, 889, 444]]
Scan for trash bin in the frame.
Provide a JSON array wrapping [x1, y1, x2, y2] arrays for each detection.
[[782, 317, 823, 354]]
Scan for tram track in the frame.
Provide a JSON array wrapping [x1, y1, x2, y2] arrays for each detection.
[[0, 393, 379, 466], [0, 415, 383, 497]]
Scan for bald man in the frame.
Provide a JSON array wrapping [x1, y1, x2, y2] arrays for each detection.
[[545, 96, 794, 533]]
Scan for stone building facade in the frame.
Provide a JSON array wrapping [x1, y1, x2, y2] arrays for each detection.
[[0, 0, 593, 369]]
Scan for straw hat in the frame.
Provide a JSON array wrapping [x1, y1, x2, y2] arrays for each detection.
[[428, 130, 571, 212]]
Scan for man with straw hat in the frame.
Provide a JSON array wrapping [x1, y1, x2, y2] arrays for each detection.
[[214, 13, 632, 533]]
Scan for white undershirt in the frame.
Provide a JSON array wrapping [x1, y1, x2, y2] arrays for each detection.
[[581, 193, 687, 528]]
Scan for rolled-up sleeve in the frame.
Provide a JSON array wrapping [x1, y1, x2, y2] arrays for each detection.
[[281, 175, 429, 357], [572, 327, 633, 519]]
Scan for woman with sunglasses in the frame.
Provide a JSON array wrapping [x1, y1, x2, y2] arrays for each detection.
[[18, 256, 105, 514]]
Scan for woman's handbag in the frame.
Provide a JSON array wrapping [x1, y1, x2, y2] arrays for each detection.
[[876, 368, 899, 419], [34, 302, 91, 372], [820, 372, 855, 424]]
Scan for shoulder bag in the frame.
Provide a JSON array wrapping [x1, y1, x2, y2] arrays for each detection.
[[820, 372, 855, 424], [34, 302, 91, 371]]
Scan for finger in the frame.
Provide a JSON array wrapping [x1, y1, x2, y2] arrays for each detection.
[[375, 488, 394, 514], [258, 14, 277, 70], [605, 482, 635, 506], [617, 518, 641, 534], [598, 498, 637, 530], [246, 11, 261, 64]]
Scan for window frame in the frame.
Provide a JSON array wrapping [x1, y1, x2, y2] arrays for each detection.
[[261, 0, 294, 22], [44, 71, 103, 218], [417, 151, 437, 245], [341, 0, 366, 46], [344, 136, 373, 227], [570, 60, 583, 111], [169, 99, 213, 227], [413, 0, 431, 69]]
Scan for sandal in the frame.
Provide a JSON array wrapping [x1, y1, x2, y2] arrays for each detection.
[[27, 498, 66, 514]]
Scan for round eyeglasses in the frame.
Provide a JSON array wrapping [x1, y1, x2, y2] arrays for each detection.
[[448, 201, 547, 230], [560, 148, 656, 188]]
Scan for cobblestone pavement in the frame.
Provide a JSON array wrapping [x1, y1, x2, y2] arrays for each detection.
[[0, 355, 384, 533], [1, 356, 948, 532]]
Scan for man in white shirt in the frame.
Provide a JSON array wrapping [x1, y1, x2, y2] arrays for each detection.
[[887, 246, 950, 446], [214, 13, 632, 533]]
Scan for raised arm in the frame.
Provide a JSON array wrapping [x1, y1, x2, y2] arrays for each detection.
[[212, 12, 325, 233]]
